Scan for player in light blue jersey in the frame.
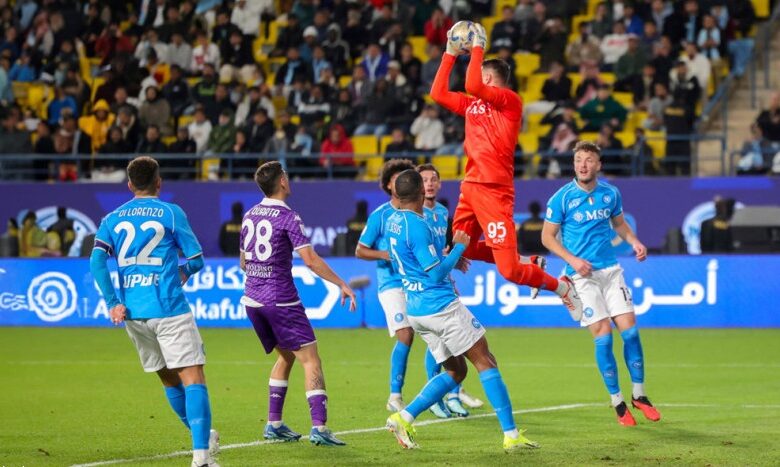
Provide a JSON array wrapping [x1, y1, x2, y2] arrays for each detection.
[[541, 141, 661, 427], [418, 164, 484, 419], [384, 169, 539, 452], [89, 157, 219, 467], [355, 159, 417, 412]]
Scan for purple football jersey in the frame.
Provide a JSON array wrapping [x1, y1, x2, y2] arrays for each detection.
[[241, 198, 311, 306]]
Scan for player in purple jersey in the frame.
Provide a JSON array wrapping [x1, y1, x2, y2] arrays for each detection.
[[240, 161, 357, 446]]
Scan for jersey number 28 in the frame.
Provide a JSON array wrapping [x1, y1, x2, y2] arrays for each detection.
[[242, 218, 273, 261]]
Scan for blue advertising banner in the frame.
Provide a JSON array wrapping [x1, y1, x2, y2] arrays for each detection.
[[1, 256, 778, 328]]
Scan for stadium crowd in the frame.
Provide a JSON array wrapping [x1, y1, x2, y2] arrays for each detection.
[[0, 0, 774, 181]]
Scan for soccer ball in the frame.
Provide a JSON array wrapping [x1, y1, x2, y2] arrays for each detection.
[[449, 20, 475, 54]]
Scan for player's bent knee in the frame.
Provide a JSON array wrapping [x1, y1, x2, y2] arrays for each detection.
[[395, 327, 414, 345], [177, 365, 206, 386]]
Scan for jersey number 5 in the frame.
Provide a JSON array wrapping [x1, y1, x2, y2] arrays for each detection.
[[114, 220, 165, 267], [242, 218, 273, 261], [389, 237, 406, 275]]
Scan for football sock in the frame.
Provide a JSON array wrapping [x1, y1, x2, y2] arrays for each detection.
[[184, 384, 212, 450], [424, 348, 440, 379], [620, 326, 645, 390], [306, 389, 328, 427], [390, 341, 410, 394], [448, 384, 462, 398], [594, 333, 621, 396], [164, 384, 189, 428], [268, 378, 288, 423], [632, 383, 646, 399], [479, 368, 516, 433], [404, 372, 458, 419]]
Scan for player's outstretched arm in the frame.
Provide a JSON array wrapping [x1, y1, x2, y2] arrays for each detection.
[[299, 246, 357, 311], [541, 221, 593, 277], [355, 242, 390, 262], [429, 27, 469, 116], [611, 214, 647, 262], [89, 247, 126, 324]]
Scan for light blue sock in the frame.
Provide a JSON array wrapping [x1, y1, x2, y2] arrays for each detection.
[[164, 384, 189, 428], [390, 341, 411, 394], [448, 384, 462, 398], [594, 333, 620, 395], [405, 372, 458, 419], [478, 368, 516, 432], [620, 326, 645, 383], [184, 384, 212, 450], [424, 348, 440, 380]]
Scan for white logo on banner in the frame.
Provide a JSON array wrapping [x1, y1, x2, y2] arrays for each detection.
[[293, 266, 339, 320], [26, 272, 78, 322]]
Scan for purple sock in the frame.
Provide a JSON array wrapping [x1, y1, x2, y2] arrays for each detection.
[[306, 390, 328, 427], [268, 379, 288, 422]]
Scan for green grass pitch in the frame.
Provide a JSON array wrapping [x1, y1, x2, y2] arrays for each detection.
[[2, 327, 779, 466]]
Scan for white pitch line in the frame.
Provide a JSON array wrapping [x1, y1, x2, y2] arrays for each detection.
[[70, 403, 598, 467], [69, 402, 780, 467]]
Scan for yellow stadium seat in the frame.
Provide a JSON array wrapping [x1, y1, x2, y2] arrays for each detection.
[[290, 114, 300, 125], [338, 75, 352, 88], [379, 135, 394, 153], [524, 73, 548, 101], [599, 72, 616, 84], [201, 158, 220, 180], [612, 91, 633, 109], [753, 0, 769, 18], [567, 72, 583, 95], [518, 133, 538, 155], [514, 53, 540, 77], [579, 132, 599, 142], [431, 155, 460, 180], [162, 136, 177, 146], [186, 77, 201, 88], [615, 130, 636, 147], [90, 77, 105, 102], [272, 95, 287, 112], [525, 112, 544, 132], [178, 115, 194, 128], [571, 14, 592, 33], [11, 82, 30, 107], [423, 94, 436, 105], [494, 0, 515, 16], [351, 135, 379, 156], [587, 0, 599, 16], [365, 156, 385, 179], [644, 130, 666, 159], [409, 36, 428, 63], [481, 16, 501, 39]]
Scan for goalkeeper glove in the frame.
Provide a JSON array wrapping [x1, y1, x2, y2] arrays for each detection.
[[445, 25, 465, 56], [471, 23, 487, 50]]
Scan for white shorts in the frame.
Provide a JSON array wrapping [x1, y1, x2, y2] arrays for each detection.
[[378, 287, 410, 337], [408, 300, 486, 364], [573, 265, 635, 328], [124, 312, 206, 372]]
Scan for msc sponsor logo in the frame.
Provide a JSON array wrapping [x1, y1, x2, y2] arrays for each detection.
[[574, 209, 613, 223]]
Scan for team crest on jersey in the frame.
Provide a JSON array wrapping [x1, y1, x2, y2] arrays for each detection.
[[471, 318, 482, 329], [567, 198, 582, 210], [546, 207, 553, 219], [602, 194, 612, 204], [573, 211, 585, 223]]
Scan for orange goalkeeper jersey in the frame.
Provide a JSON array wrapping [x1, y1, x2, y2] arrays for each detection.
[[430, 46, 522, 188]]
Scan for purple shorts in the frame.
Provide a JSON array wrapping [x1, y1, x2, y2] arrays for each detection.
[[246, 304, 316, 354]]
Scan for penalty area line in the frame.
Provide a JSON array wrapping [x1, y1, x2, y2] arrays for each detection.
[[70, 402, 599, 467]]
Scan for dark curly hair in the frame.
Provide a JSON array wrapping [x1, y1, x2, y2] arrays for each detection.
[[379, 159, 415, 196]]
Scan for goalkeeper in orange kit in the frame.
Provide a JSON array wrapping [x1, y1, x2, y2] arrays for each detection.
[[429, 22, 583, 319]]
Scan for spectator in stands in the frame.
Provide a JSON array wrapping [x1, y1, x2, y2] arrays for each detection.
[[669, 60, 701, 113], [681, 43, 710, 98], [518, 1, 546, 51], [99, 126, 133, 154], [162, 64, 190, 121], [1, 217, 20, 257], [115, 106, 142, 150], [614, 34, 647, 92], [210, 84, 236, 126], [264, 128, 290, 158], [601, 21, 629, 68], [166, 31, 192, 71], [641, 21, 662, 56], [33, 121, 55, 163], [565, 21, 604, 71], [491, 6, 520, 52], [47, 86, 78, 126], [579, 84, 628, 131], [649, 37, 674, 85], [354, 79, 395, 137], [737, 123, 774, 174], [310, 45, 331, 84], [220, 30, 256, 83], [231, 0, 260, 40], [697, 14, 723, 64], [191, 30, 220, 75], [700, 197, 733, 252], [323, 24, 350, 77], [663, 95, 694, 175], [137, 124, 167, 154], [345, 200, 368, 254], [725, 0, 756, 37], [275, 46, 311, 92], [517, 201, 547, 254], [19, 211, 55, 257], [298, 83, 330, 127], [419, 43, 443, 94], [630, 128, 656, 174], [397, 43, 420, 92], [0, 106, 32, 157], [188, 106, 212, 153], [385, 127, 416, 156], [410, 104, 444, 151], [424, 7, 452, 47], [300, 26, 318, 64], [525, 61, 571, 115], [110, 87, 137, 116], [514, 0, 534, 23], [56, 113, 91, 156], [46, 206, 75, 256], [649, 0, 672, 32], [235, 85, 273, 127], [244, 108, 275, 152], [361, 43, 389, 82], [208, 109, 236, 157], [590, 2, 613, 39], [597, 123, 628, 175], [663, 0, 700, 47], [575, 62, 604, 106], [135, 29, 168, 68], [0, 27, 20, 62], [632, 63, 660, 108], [0, 56, 10, 103], [319, 123, 355, 175], [329, 88, 356, 136], [540, 101, 580, 149], [621, 3, 644, 36], [643, 81, 672, 131], [9, 51, 35, 82], [347, 65, 371, 108], [94, 23, 134, 67], [535, 18, 568, 72], [342, 9, 368, 60], [138, 86, 171, 136], [231, 128, 250, 154], [755, 91, 780, 143], [219, 201, 244, 256], [79, 99, 114, 153], [167, 127, 197, 178]]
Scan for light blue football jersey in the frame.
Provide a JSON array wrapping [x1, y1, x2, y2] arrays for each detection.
[[423, 202, 449, 252], [386, 209, 457, 317], [94, 197, 202, 320], [545, 179, 623, 276], [358, 201, 402, 292]]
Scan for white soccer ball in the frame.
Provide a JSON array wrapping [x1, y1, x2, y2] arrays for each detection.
[[449, 20, 476, 54]]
